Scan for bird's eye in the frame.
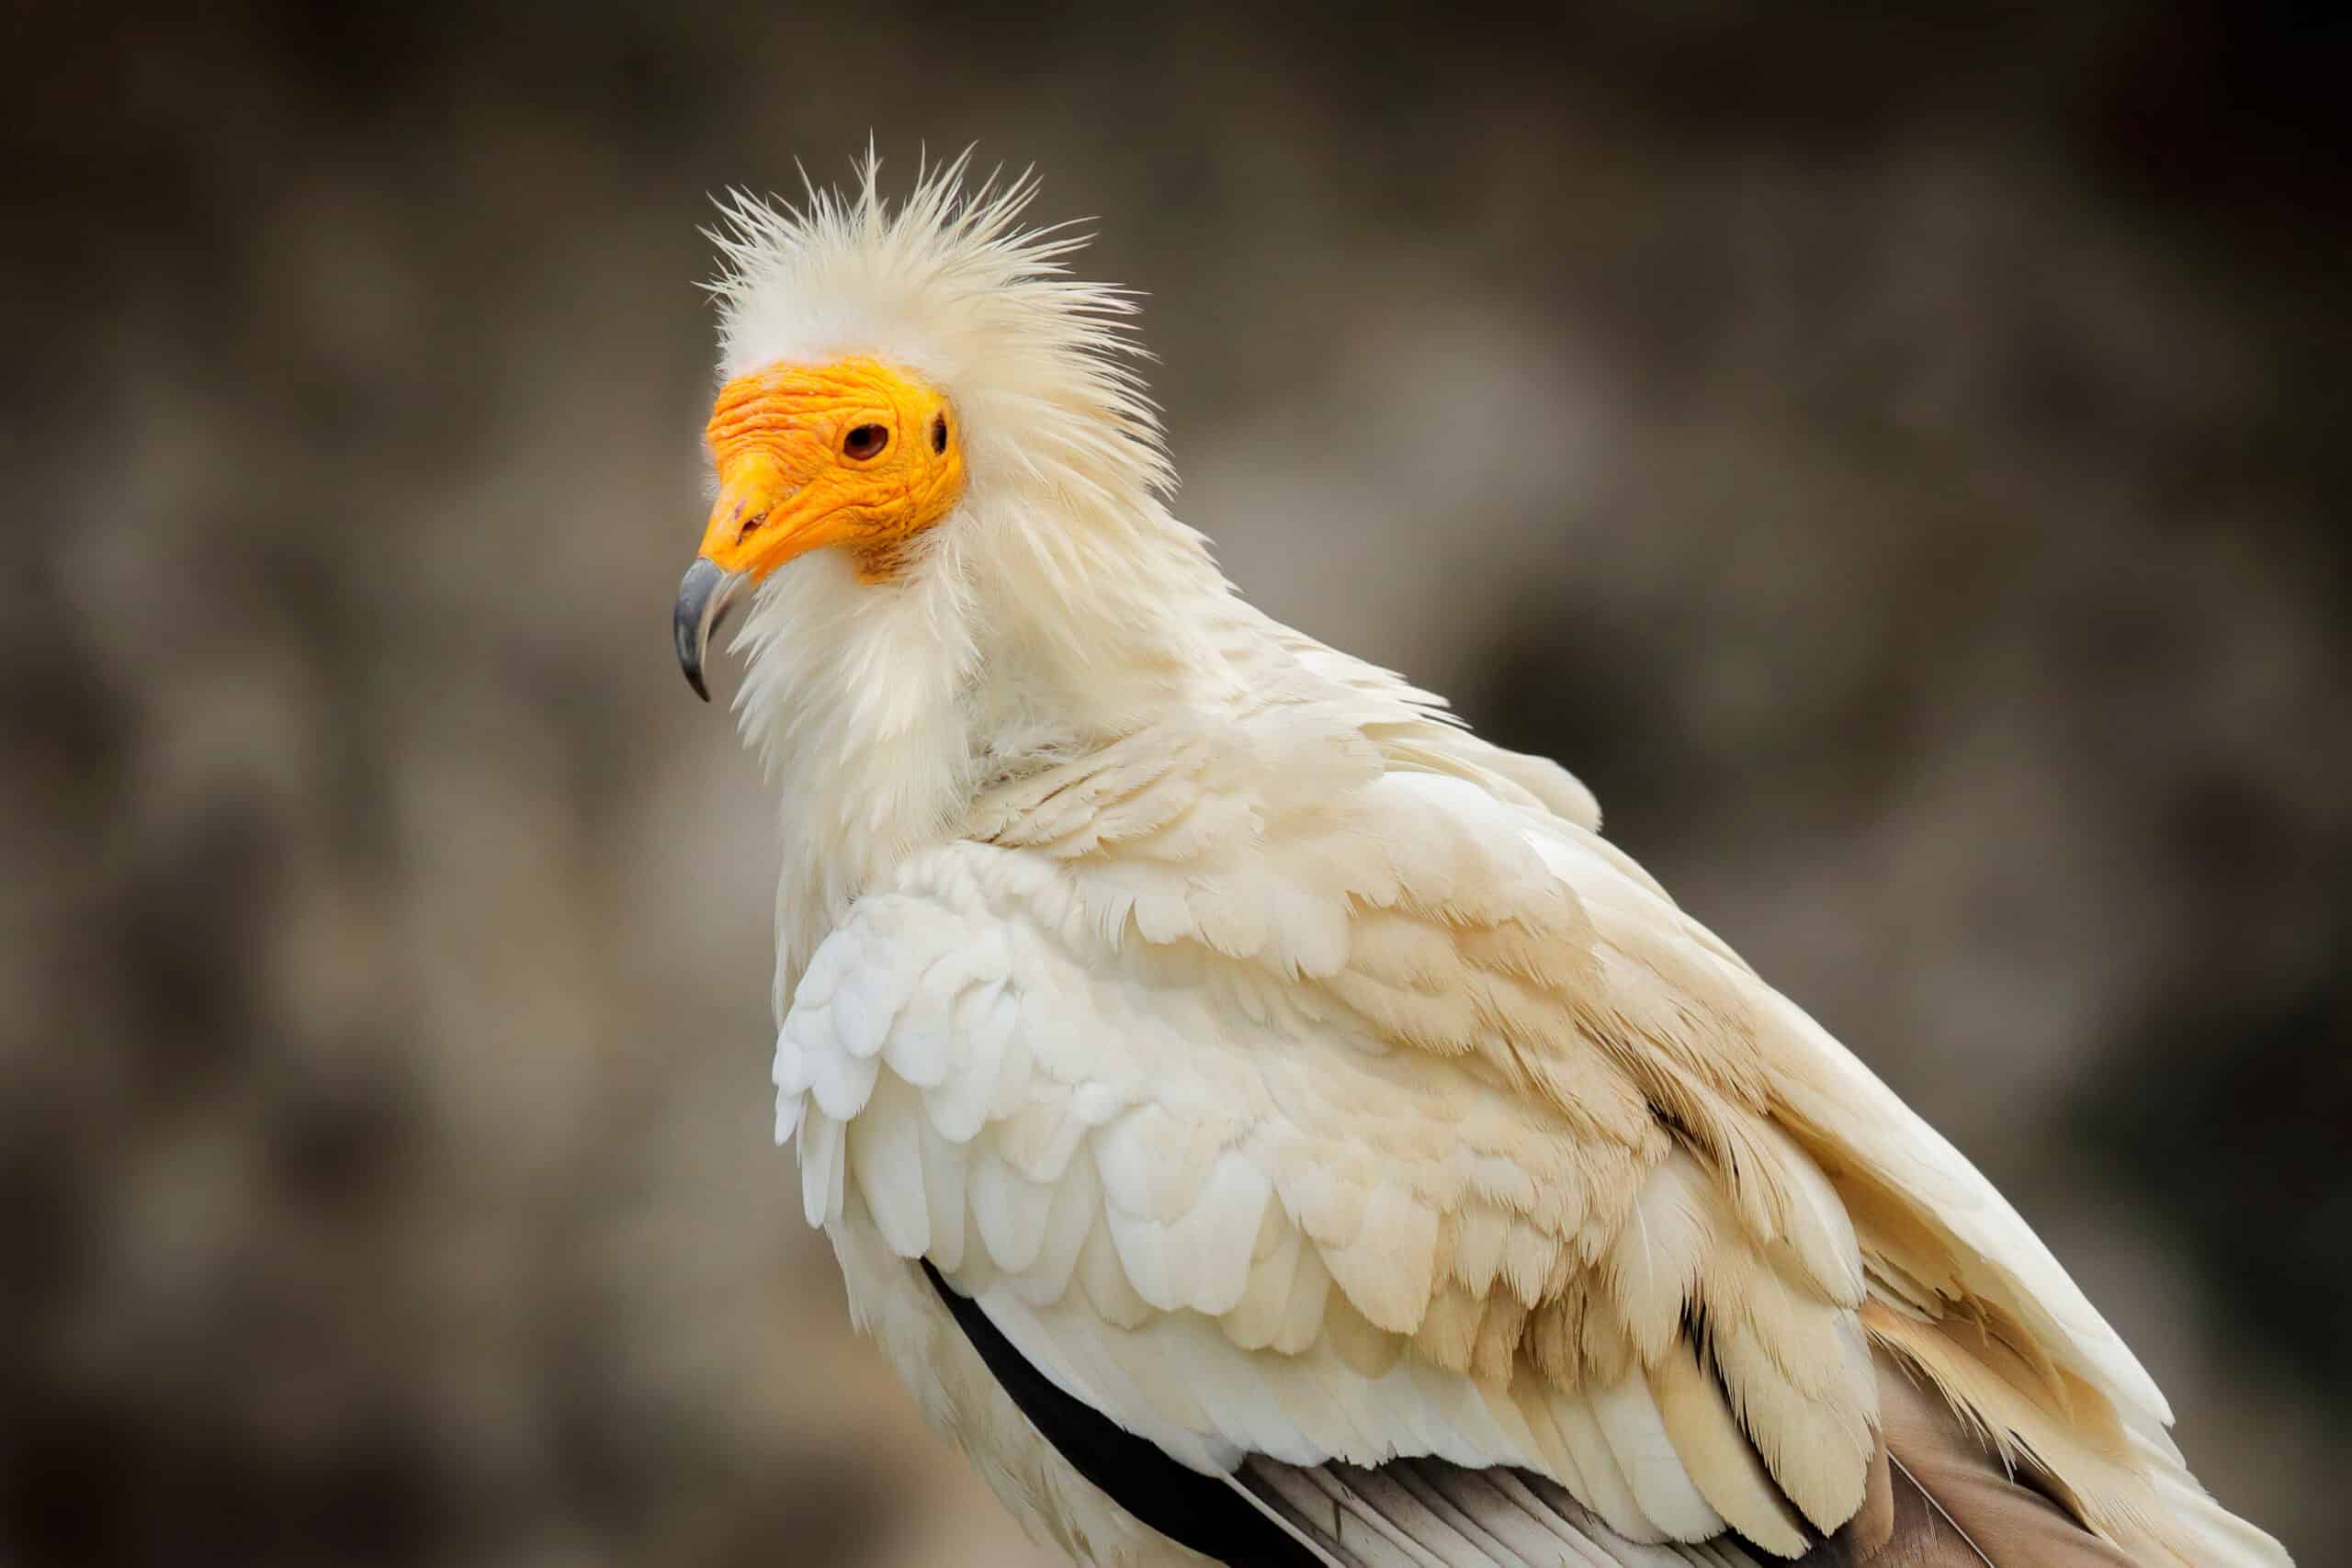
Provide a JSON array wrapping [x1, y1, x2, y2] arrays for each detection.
[[930, 414, 948, 455], [843, 424, 888, 460]]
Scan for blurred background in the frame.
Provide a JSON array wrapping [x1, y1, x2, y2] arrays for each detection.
[[4, 3, 2346, 1564]]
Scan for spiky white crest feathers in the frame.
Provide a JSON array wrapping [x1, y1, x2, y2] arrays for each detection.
[[707, 151, 1175, 509]]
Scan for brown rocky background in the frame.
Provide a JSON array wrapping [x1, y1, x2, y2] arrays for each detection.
[[4, 4, 2346, 1564]]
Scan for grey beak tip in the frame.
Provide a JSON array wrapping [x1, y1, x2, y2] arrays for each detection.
[[674, 557, 741, 704]]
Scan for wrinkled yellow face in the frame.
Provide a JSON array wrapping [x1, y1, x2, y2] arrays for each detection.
[[695, 356, 967, 583]]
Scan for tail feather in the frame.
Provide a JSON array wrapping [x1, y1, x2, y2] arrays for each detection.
[[1839, 1325, 2290, 1568], [1812, 1348, 2136, 1566]]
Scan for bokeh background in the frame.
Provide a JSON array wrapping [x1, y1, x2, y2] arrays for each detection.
[[5, 4, 2347, 1564]]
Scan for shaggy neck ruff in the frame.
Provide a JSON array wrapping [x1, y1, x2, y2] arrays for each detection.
[[731, 476, 1241, 1010]]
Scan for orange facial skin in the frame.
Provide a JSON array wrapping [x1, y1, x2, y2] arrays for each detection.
[[695, 356, 967, 583]]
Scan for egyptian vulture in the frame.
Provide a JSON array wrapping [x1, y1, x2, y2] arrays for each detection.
[[668, 158, 2290, 1568]]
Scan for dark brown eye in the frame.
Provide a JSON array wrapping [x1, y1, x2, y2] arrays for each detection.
[[842, 423, 888, 460], [930, 413, 948, 455]]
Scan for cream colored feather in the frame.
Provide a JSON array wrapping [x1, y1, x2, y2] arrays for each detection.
[[702, 155, 2289, 1568]]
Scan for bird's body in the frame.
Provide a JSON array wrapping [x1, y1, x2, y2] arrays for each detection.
[[673, 158, 2289, 1568]]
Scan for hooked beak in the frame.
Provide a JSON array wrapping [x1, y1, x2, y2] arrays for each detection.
[[675, 453, 817, 703], [673, 556, 748, 702]]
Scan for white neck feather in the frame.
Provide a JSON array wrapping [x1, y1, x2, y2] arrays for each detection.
[[733, 479, 1246, 1013]]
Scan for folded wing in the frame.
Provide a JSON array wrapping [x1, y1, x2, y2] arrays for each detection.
[[777, 691, 2286, 1568]]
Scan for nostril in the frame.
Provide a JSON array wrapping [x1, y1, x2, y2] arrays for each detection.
[[737, 509, 767, 543]]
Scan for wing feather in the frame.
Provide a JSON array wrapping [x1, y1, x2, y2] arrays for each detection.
[[774, 689, 2285, 1568]]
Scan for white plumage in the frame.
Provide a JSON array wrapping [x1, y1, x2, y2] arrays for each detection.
[[680, 153, 2290, 1568]]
